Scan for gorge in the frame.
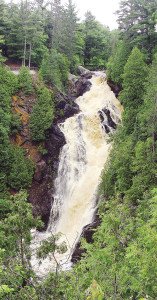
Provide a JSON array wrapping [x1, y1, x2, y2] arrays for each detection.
[[31, 71, 122, 277]]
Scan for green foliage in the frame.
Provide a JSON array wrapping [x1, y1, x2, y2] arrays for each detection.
[[37, 233, 67, 260], [121, 190, 157, 298], [8, 146, 34, 190], [0, 65, 29, 192], [30, 86, 54, 141], [18, 66, 33, 95], [138, 52, 157, 140], [73, 24, 86, 67], [0, 191, 43, 299], [0, 134, 11, 192], [61, 0, 79, 62], [0, 65, 18, 95], [102, 47, 157, 203], [0, 284, 14, 298], [86, 280, 104, 300], [40, 49, 69, 91], [107, 40, 130, 85], [0, 35, 5, 62], [38, 144, 48, 155], [10, 113, 21, 135], [117, 0, 157, 60], [83, 11, 111, 69], [120, 47, 147, 108], [120, 47, 148, 134], [65, 190, 157, 300], [101, 132, 134, 199], [31, 35, 48, 66]]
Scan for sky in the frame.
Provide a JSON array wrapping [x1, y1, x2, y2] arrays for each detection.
[[68, 0, 121, 30]]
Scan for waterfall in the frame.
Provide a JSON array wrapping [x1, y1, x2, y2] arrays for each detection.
[[30, 72, 122, 277]]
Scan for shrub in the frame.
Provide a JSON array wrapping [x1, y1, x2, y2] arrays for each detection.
[[40, 49, 69, 91], [18, 66, 33, 95], [8, 146, 34, 190], [30, 86, 54, 141]]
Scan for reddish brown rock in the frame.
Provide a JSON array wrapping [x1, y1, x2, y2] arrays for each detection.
[[34, 160, 47, 182]]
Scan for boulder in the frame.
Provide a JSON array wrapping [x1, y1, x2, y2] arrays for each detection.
[[77, 66, 92, 78], [68, 73, 78, 84], [75, 77, 92, 97], [64, 103, 79, 118], [57, 100, 67, 110]]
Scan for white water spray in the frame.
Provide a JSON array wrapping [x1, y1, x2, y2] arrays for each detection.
[[31, 72, 122, 277]]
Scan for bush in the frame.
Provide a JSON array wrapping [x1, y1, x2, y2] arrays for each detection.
[[8, 146, 34, 190], [40, 49, 69, 91], [30, 86, 54, 141], [18, 66, 33, 95], [0, 65, 18, 95], [107, 40, 130, 85]]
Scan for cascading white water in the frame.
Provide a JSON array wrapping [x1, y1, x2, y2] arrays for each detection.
[[31, 72, 122, 277]]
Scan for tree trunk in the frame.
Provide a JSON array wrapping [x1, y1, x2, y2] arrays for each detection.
[[28, 42, 32, 69], [114, 273, 117, 300], [23, 35, 27, 66], [20, 234, 25, 267]]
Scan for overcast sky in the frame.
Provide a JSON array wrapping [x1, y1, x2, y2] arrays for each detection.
[[66, 0, 121, 30]]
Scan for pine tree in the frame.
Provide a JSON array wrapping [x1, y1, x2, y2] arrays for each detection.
[[117, 0, 157, 60], [107, 40, 130, 85], [30, 86, 54, 141], [18, 66, 33, 94], [83, 11, 111, 69], [61, 0, 78, 61], [120, 47, 148, 108], [49, 0, 65, 51]]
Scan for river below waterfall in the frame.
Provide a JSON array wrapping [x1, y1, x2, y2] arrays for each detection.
[[30, 72, 122, 277]]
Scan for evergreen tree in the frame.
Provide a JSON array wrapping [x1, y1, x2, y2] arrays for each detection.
[[62, 0, 78, 59], [0, 65, 33, 193], [117, 0, 157, 60], [18, 66, 33, 94], [30, 86, 54, 141], [139, 52, 157, 143], [120, 47, 147, 133], [107, 40, 130, 85], [8, 146, 34, 190], [83, 11, 111, 69], [0, 35, 5, 62], [0, 191, 42, 299], [40, 49, 69, 90], [49, 0, 65, 51]]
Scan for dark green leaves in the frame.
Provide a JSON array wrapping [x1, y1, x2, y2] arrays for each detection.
[[30, 86, 54, 141]]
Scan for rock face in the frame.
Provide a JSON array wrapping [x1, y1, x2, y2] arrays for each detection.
[[98, 108, 117, 134], [68, 71, 92, 98], [75, 77, 92, 97], [71, 213, 101, 263], [77, 65, 92, 78], [29, 124, 66, 228], [107, 79, 121, 98], [29, 72, 92, 227]]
